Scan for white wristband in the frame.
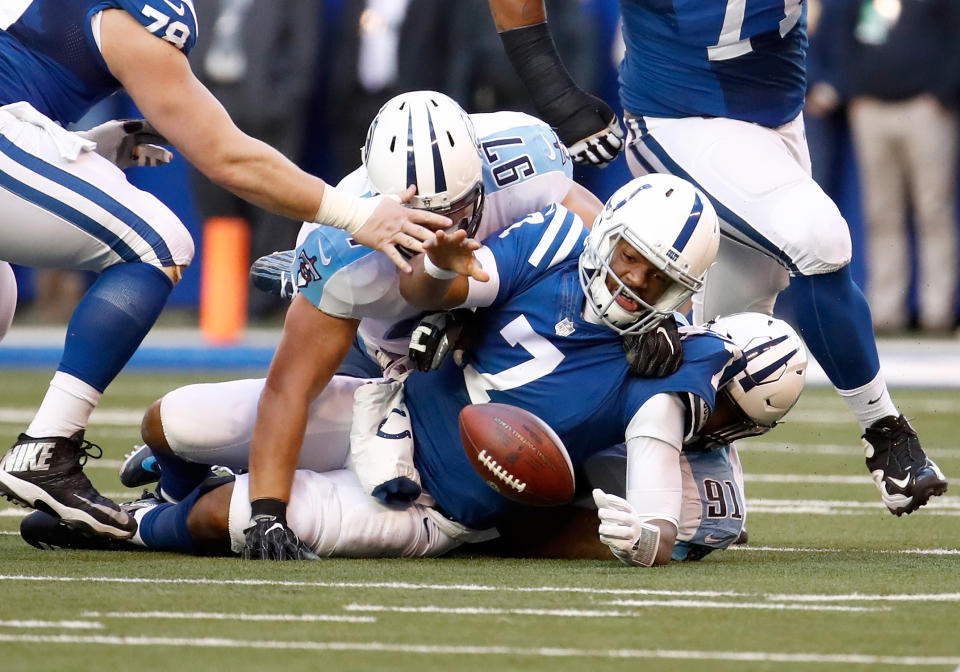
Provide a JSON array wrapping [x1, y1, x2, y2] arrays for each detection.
[[423, 254, 458, 280], [314, 185, 381, 235]]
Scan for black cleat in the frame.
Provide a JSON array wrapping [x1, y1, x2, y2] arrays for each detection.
[[118, 444, 160, 488], [0, 432, 135, 538], [863, 415, 948, 516], [250, 250, 297, 299], [20, 510, 138, 551]]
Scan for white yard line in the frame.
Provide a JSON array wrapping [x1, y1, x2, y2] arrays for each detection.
[[2, 575, 959, 604], [82, 611, 375, 624], [0, 620, 102, 630], [729, 546, 960, 556], [345, 602, 886, 615], [0, 633, 955, 665]]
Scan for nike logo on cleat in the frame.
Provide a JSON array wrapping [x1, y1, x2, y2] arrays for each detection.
[[0, 442, 54, 473], [887, 475, 911, 489], [74, 494, 130, 524]]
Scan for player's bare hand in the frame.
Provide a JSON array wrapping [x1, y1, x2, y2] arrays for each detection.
[[423, 229, 489, 282], [353, 186, 452, 274]]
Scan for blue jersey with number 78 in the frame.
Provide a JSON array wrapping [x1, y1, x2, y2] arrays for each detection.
[[0, 0, 198, 124]]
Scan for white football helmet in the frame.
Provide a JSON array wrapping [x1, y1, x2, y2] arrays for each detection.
[[578, 174, 720, 335], [362, 90, 485, 237], [703, 312, 808, 445]]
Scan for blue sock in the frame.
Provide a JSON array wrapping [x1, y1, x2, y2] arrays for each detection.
[[137, 486, 203, 554], [787, 266, 880, 390], [154, 449, 212, 502], [58, 263, 173, 392]]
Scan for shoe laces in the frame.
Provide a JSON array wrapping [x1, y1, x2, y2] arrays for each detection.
[[76, 437, 103, 467]]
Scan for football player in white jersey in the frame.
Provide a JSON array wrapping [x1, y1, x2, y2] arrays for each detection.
[[489, 0, 947, 516], [0, 0, 450, 539]]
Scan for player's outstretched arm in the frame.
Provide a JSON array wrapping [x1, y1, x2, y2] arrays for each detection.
[[243, 296, 359, 559], [399, 230, 489, 309], [559, 182, 604, 228], [98, 9, 448, 272], [488, 0, 624, 167]]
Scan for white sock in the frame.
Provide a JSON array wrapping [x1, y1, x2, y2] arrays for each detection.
[[26, 371, 102, 438], [836, 371, 899, 431]]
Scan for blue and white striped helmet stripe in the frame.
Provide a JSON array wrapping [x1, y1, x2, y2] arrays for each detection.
[[405, 106, 417, 190], [425, 103, 446, 193], [671, 192, 703, 252]]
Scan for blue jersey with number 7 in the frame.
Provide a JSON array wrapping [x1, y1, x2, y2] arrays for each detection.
[[404, 204, 737, 529], [619, 0, 807, 127]]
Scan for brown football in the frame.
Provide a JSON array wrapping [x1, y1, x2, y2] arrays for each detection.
[[458, 403, 575, 506]]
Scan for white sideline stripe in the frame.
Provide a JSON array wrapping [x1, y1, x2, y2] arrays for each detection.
[[83, 611, 375, 624], [0, 620, 102, 630], [0, 510, 27, 518], [0, 633, 956, 666], [729, 546, 960, 556], [346, 602, 885, 615], [3, 575, 959, 605], [606, 599, 884, 613]]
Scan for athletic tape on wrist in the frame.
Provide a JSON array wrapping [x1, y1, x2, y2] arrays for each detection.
[[423, 254, 458, 280], [314, 185, 379, 235]]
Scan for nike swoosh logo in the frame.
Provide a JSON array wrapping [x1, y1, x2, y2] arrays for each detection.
[[162, 0, 186, 16], [887, 475, 911, 489], [702, 533, 727, 545], [867, 396, 882, 405], [74, 494, 130, 524], [316, 240, 332, 265]]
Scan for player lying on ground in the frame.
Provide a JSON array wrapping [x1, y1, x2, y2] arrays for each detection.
[[21, 310, 806, 566], [24, 174, 743, 565], [137, 91, 674, 561]]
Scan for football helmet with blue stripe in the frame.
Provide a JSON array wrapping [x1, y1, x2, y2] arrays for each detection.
[[362, 91, 485, 238], [579, 174, 719, 334]]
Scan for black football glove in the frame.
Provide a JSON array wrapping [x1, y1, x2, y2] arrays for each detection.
[[409, 310, 468, 372], [241, 514, 319, 561], [499, 22, 624, 167], [77, 119, 172, 169], [622, 315, 683, 378], [556, 96, 625, 167]]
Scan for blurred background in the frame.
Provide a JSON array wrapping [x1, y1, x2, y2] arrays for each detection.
[[7, 0, 960, 342]]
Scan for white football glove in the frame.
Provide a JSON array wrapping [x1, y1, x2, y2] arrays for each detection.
[[77, 119, 172, 169], [593, 488, 661, 567]]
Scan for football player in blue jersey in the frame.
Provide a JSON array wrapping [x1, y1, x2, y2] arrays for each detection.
[[116, 90, 609, 559], [0, 0, 451, 539], [490, 0, 948, 516], [24, 173, 742, 566]]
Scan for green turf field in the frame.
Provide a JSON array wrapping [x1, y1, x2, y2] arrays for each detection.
[[1, 371, 958, 671]]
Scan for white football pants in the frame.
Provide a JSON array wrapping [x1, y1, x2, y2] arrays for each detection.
[[625, 113, 851, 323], [0, 104, 193, 272], [160, 375, 481, 558]]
